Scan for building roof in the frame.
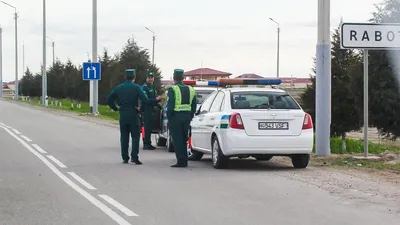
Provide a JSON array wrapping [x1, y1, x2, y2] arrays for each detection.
[[184, 68, 231, 77], [236, 73, 264, 78]]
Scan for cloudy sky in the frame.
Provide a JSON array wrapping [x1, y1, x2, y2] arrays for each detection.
[[0, 0, 380, 82]]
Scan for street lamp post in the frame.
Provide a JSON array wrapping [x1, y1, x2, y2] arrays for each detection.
[[315, 0, 331, 156], [42, 0, 47, 106], [46, 36, 55, 65], [0, 25, 2, 98], [1, 1, 18, 100], [145, 27, 155, 64], [269, 18, 280, 78], [92, 0, 98, 114]]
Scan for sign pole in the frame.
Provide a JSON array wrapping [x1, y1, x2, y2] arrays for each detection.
[[0, 26, 3, 98], [363, 49, 369, 157], [92, 0, 98, 114], [315, 0, 331, 156]]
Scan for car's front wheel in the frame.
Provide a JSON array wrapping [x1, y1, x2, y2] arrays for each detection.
[[211, 136, 229, 169], [155, 134, 166, 146], [291, 154, 310, 168]]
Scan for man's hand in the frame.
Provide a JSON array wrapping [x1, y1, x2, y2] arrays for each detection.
[[136, 106, 140, 111], [156, 96, 164, 101]]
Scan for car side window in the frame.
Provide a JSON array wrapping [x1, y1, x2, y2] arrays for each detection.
[[199, 92, 217, 114], [209, 92, 225, 113]]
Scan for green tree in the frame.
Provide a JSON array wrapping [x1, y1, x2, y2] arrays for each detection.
[[360, 0, 400, 140], [301, 26, 362, 152]]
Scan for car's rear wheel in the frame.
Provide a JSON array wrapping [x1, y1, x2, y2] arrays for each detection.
[[211, 136, 229, 169], [155, 134, 167, 146], [255, 155, 273, 161], [188, 140, 203, 161], [291, 154, 310, 168]]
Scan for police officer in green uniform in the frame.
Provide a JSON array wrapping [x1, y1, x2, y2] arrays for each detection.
[[141, 71, 159, 150], [166, 69, 197, 168], [107, 69, 162, 164]]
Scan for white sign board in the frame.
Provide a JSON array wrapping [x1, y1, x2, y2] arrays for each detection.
[[341, 23, 400, 49]]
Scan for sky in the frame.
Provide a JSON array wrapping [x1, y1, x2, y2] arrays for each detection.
[[0, 0, 381, 82]]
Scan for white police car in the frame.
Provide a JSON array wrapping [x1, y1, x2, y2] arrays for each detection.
[[154, 80, 218, 152], [188, 78, 314, 169]]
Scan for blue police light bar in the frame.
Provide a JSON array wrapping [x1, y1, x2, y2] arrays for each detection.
[[217, 78, 282, 86], [183, 80, 225, 87]]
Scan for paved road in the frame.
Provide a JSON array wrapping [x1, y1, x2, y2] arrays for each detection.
[[0, 99, 399, 225]]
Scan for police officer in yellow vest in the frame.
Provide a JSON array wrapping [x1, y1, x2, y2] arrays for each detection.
[[107, 69, 162, 164], [141, 71, 158, 150], [166, 69, 197, 168]]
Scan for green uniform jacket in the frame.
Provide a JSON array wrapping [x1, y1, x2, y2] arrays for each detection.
[[107, 81, 158, 125], [166, 81, 197, 122], [140, 83, 159, 114]]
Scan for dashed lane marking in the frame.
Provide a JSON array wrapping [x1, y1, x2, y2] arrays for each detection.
[[32, 144, 47, 154], [0, 124, 133, 225], [99, 194, 139, 217], [68, 172, 97, 190], [20, 135, 32, 142], [12, 129, 21, 134], [47, 155, 67, 168]]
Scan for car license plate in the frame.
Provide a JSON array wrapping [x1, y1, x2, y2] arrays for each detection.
[[258, 122, 289, 130]]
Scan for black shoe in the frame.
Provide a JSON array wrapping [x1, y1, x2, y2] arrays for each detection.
[[171, 163, 187, 168], [131, 159, 142, 165], [143, 145, 156, 150], [122, 160, 129, 164]]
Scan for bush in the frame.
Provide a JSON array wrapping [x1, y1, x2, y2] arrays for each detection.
[[313, 137, 399, 154]]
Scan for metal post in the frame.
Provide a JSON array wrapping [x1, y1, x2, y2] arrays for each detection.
[[145, 27, 155, 64], [269, 18, 280, 78], [315, 0, 331, 156], [14, 11, 18, 100], [0, 26, 2, 98], [277, 27, 280, 78], [21, 43, 24, 95], [152, 35, 155, 64], [52, 41, 55, 64], [363, 49, 369, 157], [42, 0, 47, 106], [92, 0, 98, 114]]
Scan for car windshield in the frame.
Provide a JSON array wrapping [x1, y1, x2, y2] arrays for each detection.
[[196, 90, 214, 104], [230, 91, 301, 110]]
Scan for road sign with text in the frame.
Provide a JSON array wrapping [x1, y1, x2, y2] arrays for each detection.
[[341, 23, 400, 49], [82, 62, 101, 80]]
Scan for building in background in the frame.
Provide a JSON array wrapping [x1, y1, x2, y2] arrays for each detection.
[[184, 68, 232, 80]]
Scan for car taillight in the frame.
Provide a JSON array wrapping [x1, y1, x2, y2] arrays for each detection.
[[302, 113, 313, 130], [229, 113, 244, 129]]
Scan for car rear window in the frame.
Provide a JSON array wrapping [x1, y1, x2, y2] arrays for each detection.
[[230, 91, 301, 109], [196, 90, 214, 104]]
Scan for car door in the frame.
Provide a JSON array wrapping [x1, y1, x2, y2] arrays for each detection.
[[191, 91, 218, 150], [202, 91, 225, 150]]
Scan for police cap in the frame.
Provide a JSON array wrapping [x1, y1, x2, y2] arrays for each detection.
[[146, 71, 155, 77], [173, 69, 184, 77], [125, 69, 136, 78]]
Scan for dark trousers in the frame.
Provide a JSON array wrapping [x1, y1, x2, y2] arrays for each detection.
[[169, 118, 191, 165], [119, 123, 140, 161], [143, 112, 154, 146]]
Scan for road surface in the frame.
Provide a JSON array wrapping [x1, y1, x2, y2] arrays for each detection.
[[0, 99, 399, 225]]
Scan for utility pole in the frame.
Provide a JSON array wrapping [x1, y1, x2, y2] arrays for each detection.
[[315, 0, 331, 156], [52, 41, 55, 64], [269, 18, 280, 78], [145, 27, 155, 64], [0, 25, 2, 98], [42, 0, 47, 106], [92, 0, 98, 114]]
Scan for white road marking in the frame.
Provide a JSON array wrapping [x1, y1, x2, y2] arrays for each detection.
[[0, 125, 133, 225], [68, 172, 97, 190], [47, 155, 67, 168], [32, 144, 47, 154], [12, 129, 21, 134], [20, 135, 32, 142], [99, 195, 139, 217], [0, 122, 5, 126]]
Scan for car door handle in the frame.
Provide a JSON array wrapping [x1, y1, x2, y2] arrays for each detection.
[[210, 116, 215, 120]]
